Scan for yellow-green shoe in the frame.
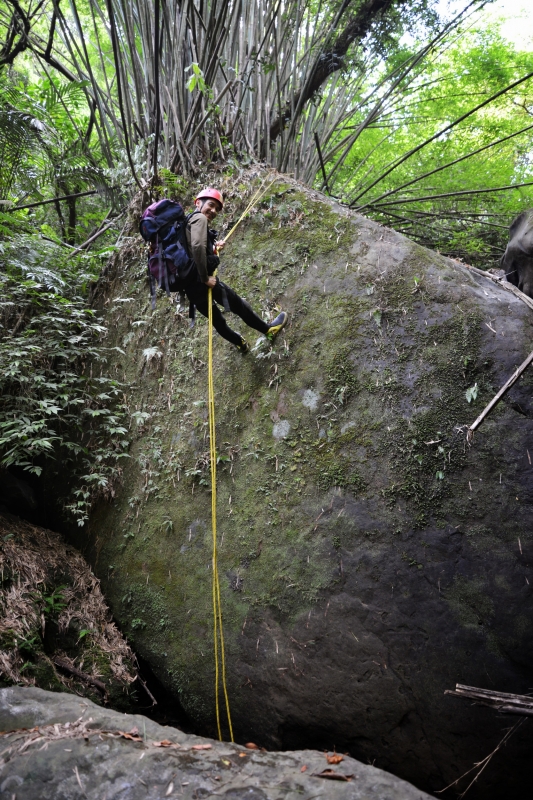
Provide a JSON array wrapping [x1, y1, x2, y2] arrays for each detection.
[[236, 336, 250, 354], [266, 311, 288, 340]]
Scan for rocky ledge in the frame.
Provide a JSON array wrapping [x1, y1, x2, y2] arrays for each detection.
[[0, 687, 431, 799]]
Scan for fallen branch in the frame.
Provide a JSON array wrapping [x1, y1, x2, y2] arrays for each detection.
[[53, 657, 107, 694], [466, 349, 533, 442], [462, 263, 533, 313], [445, 684, 533, 717], [134, 674, 158, 706], [66, 212, 125, 259]]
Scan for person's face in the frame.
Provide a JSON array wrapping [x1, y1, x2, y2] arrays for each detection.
[[196, 198, 221, 222]]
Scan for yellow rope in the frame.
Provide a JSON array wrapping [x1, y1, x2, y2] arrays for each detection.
[[206, 176, 276, 740], [208, 287, 234, 743], [224, 175, 276, 244]]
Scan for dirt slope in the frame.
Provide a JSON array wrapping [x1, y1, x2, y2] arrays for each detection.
[[0, 513, 137, 708]]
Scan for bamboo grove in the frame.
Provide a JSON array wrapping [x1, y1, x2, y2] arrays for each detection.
[[0, 0, 533, 260]]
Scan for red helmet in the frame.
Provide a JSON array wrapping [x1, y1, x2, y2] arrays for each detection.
[[195, 187, 224, 210]]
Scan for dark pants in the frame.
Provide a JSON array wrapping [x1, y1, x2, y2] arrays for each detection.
[[185, 280, 269, 346]]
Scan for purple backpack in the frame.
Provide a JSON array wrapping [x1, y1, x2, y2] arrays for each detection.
[[140, 199, 194, 308]]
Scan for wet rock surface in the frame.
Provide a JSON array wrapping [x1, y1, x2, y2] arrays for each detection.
[[73, 177, 532, 798], [0, 687, 432, 799]]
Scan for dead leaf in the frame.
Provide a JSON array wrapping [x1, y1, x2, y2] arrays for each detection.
[[191, 743, 212, 751], [300, 765, 308, 772], [313, 769, 354, 781], [326, 753, 344, 765], [165, 782, 174, 796], [152, 739, 178, 748], [245, 742, 259, 750], [221, 759, 231, 766], [238, 753, 247, 758], [117, 731, 143, 742]]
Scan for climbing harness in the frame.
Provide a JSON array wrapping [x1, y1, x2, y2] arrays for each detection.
[[207, 176, 276, 741], [208, 288, 234, 742]]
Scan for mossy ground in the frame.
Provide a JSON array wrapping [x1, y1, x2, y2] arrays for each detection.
[[80, 171, 533, 772]]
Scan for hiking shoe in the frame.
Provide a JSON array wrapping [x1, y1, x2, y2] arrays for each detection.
[[236, 337, 250, 354], [266, 311, 288, 340]]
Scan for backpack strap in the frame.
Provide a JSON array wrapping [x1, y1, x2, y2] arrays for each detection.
[[189, 300, 196, 328], [149, 260, 157, 310]]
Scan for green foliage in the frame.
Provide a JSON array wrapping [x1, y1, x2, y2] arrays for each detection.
[[185, 63, 210, 97], [465, 383, 479, 403], [329, 23, 533, 265], [0, 73, 117, 245], [0, 227, 129, 525], [42, 585, 68, 617]]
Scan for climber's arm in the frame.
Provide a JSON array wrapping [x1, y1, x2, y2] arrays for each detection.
[[188, 212, 209, 283]]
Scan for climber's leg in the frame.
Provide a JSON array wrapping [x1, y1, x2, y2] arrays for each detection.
[[191, 289, 244, 347], [214, 282, 269, 335]]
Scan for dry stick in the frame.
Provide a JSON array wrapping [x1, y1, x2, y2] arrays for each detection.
[[463, 264, 533, 313], [445, 684, 533, 717], [436, 718, 524, 798], [451, 264, 533, 441], [53, 658, 106, 694], [134, 674, 158, 706], [467, 349, 533, 443]]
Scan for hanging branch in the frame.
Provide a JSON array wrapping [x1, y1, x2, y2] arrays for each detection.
[[269, 0, 397, 147], [355, 124, 533, 210], [365, 180, 533, 208], [314, 131, 331, 194], [350, 69, 533, 206], [0, 0, 32, 65]]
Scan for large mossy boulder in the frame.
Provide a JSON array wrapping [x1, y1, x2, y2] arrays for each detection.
[[82, 175, 532, 797]]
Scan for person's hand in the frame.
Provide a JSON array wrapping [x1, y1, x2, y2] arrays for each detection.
[[215, 239, 226, 252], [204, 276, 217, 288]]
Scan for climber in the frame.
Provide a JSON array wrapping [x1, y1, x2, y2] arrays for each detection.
[[184, 187, 288, 353]]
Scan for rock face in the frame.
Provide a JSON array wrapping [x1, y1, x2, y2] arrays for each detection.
[[0, 687, 432, 799], [79, 175, 532, 798]]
